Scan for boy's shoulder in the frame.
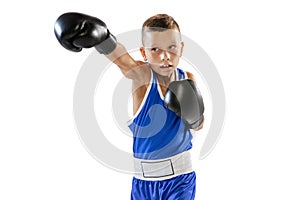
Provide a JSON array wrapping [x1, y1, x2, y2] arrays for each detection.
[[185, 71, 196, 81], [128, 60, 151, 83], [177, 68, 196, 81]]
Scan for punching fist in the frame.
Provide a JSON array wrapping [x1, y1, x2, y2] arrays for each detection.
[[54, 12, 117, 54], [164, 79, 204, 129]]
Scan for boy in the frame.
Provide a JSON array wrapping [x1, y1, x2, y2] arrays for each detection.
[[55, 12, 204, 200]]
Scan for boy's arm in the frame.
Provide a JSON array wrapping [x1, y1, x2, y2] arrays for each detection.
[[105, 43, 150, 82], [164, 71, 205, 131], [54, 12, 150, 82], [186, 71, 205, 131]]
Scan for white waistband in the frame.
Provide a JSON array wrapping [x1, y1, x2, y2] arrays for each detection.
[[133, 151, 193, 181]]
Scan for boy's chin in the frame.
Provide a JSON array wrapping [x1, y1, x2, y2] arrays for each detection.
[[151, 66, 176, 76]]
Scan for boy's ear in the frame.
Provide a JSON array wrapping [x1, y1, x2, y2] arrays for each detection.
[[179, 41, 184, 57], [140, 47, 147, 61]]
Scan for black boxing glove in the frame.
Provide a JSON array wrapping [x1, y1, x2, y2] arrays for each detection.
[[54, 12, 117, 54], [164, 79, 204, 129]]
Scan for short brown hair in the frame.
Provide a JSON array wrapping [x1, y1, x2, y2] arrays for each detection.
[[142, 14, 180, 32]]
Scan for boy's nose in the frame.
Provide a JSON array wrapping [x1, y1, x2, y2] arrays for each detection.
[[160, 50, 170, 61]]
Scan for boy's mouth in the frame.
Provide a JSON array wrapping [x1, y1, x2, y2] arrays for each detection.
[[160, 64, 173, 69]]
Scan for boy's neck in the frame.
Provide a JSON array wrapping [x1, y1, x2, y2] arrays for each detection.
[[156, 70, 176, 87]]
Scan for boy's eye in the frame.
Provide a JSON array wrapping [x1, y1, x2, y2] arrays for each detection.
[[151, 47, 159, 52], [169, 45, 176, 50]]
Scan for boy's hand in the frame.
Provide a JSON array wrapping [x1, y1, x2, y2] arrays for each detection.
[[164, 79, 205, 129], [54, 12, 117, 54]]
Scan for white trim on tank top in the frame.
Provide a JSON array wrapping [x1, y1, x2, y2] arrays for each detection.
[[127, 68, 187, 125], [127, 70, 154, 125]]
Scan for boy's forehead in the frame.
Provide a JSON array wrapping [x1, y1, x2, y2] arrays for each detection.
[[142, 29, 182, 47]]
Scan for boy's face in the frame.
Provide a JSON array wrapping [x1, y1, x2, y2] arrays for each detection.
[[140, 29, 184, 77]]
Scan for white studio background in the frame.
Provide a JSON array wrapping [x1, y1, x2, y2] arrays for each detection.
[[0, 0, 299, 200]]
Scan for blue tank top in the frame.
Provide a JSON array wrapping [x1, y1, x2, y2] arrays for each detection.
[[128, 68, 193, 160]]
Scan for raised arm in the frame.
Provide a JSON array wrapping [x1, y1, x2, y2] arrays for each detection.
[[105, 43, 150, 81], [54, 12, 150, 82]]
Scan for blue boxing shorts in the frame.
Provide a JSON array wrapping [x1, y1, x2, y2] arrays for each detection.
[[131, 171, 196, 200]]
